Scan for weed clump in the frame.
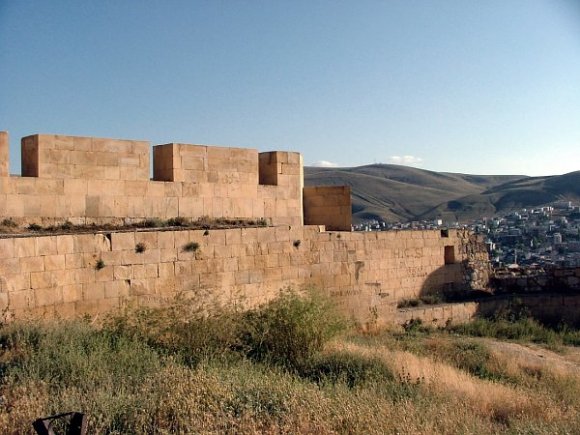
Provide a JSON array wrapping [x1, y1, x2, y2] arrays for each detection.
[[448, 317, 580, 346], [142, 218, 165, 228], [240, 289, 348, 370], [397, 294, 443, 308], [1, 218, 18, 228], [182, 242, 200, 252], [135, 242, 147, 253], [105, 288, 348, 370], [166, 216, 189, 227], [300, 351, 393, 388]]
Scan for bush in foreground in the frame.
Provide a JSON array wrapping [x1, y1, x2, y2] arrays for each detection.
[[0, 291, 578, 433]]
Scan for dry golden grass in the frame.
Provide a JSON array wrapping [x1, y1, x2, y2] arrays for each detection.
[[330, 340, 574, 425], [0, 297, 578, 434]]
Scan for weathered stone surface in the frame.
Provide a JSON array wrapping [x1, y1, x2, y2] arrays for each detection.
[[2, 133, 309, 226], [0, 226, 493, 326]]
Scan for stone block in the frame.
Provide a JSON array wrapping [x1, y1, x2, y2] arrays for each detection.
[[83, 282, 105, 301], [114, 265, 133, 280], [65, 254, 83, 269], [63, 284, 83, 303], [157, 231, 174, 249], [104, 280, 130, 299], [111, 232, 135, 251], [0, 131, 9, 177], [13, 237, 35, 257], [20, 256, 45, 273], [36, 286, 62, 306], [44, 254, 66, 271], [75, 268, 96, 284], [31, 271, 57, 288], [9, 289, 35, 309], [158, 262, 174, 278], [159, 248, 177, 262], [0, 238, 16, 259], [95, 265, 113, 282]]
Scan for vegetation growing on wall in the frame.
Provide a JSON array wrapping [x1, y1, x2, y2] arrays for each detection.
[[0, 216, 271, 235]]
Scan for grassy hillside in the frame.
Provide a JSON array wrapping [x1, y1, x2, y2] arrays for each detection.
[[421, 170, 580, 222], [305, 165, 580, 223], [1, 292, 579, 433]]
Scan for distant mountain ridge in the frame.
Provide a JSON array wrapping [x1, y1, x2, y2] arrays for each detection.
[[304, 165, 580, 223]]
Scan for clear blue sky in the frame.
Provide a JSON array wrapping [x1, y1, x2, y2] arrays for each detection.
[[1, 1, 579, 176]]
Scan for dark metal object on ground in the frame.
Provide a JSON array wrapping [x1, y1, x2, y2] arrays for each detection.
[[32, 412, 87, 435]]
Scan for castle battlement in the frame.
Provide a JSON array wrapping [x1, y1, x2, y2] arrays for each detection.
[[0, 132, 351, 230], [0, 131, 491, 326]]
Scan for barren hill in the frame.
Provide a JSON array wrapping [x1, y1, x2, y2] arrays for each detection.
[[304, 165, 580, 223]]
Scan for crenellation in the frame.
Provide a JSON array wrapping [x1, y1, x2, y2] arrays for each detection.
[[0, 130, 499, 325], [0, 132, 9, 177]]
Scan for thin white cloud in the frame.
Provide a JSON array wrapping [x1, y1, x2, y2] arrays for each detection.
[[387, 155, 423, 166], [311, 160, 339, 168]]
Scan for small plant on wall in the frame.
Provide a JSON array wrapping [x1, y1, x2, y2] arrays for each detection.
[[135, 242, 147, 253], [293, 240, 301, 248], [1, 218, 18, 228], [95, 259, 105, 270], [183, 242, 200, 253]]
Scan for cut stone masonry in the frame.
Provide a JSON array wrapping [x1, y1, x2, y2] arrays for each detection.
[[0, 131, 491, 324], [0, 132, 334, 228]]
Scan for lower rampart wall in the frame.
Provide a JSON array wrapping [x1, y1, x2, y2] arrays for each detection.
[[0, 227, 484, 326], [396, 293, 580, 328], [492, 267, 580, 293]]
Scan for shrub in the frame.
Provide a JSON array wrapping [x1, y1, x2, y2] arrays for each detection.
[[429, 339, 501, 381], [141, 218, 164, 228], [167, 217, 189, 227], [59, 220, 74, 230], [1, 218, 18, 228], [105, 289, 348, 370], [104, 297, 247, 367], [420, 294, 442, 305], [397, 295, 442, 309], [27, 223, 42, 231], [446, 317, 580, 347], [240, 289, 348, 369], [0, 321, 161, 390], [300, 351, 393, 388], [397, 298, 420, 308], [95, 259, 105, 270], [402, 318, 429, 334], [0, 321, 163, 432], [182, 242, 200, 252], [135, 242, 147, 253]]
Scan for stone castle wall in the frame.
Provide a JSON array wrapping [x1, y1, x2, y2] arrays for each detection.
[[0, 130, 492, 324], [0, 227, 483, 326], [303, 186, 352, 231], [0, 133, 306, 227], [396, 293, 580, 328], [491, 267, 580, 293]]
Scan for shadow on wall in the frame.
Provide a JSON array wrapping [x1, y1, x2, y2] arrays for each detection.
[[474, 293, 580, 328], [417, 264, 464, 303], [417, 262, 493, 305]]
